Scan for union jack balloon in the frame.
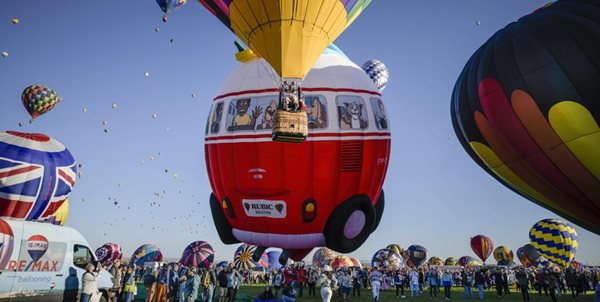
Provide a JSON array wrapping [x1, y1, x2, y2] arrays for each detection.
[[0, 131, 76, 221]]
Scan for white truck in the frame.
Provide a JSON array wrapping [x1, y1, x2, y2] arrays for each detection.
[[0, 218, 113, 301]]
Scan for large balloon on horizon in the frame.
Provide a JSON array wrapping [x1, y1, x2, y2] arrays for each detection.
[[529, 219, 578, 269], [197, 0, 372, 80], [470, 235, 493, 264], [0, 131, 77, 222], [21, 85, 61, 121], [451, 0, 600, 235], [406, 245, 427, 268], [205, 44, 390, 260]]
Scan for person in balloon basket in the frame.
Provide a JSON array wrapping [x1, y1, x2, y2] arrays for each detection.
[[203, 264, 217, 302], [516, 268, 530, 301], [462, 269, 473, 299], [474, 269, 485, 301], [81, 262, 102, 302], [409, 269, 419, 297]]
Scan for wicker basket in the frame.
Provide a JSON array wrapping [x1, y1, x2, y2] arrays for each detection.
[[272, 110, 308, 143]]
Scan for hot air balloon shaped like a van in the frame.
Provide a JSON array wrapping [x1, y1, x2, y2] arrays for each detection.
[[205, 45, 391, 264]]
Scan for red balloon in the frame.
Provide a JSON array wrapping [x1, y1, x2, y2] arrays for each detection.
[[470, 235, 494, 264]]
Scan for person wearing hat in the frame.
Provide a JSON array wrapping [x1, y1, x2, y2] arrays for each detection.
[[319, 267, 336, 302], [370, 267, 383, 302]]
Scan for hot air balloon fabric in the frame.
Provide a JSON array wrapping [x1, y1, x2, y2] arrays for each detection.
[[95, 243, 123, 269], [406, 245, 427, 268], [427, 256, 444, 266], [445, 257, 458, 266], [197, 0, 372, 80], [131, 244, 163, 267], [362, 59, 389, 92], [267, 251, 283, 270], [470, 235, 494, 263], [156, 0, 186, 14], [21, 85, 61, 121], [517, 244, 541, 268], [26, 235, 48, 262], [180, 241, 215, 268], [0, 219, 14, 269], [385, 244, 405, 258], [349, 257, 362, 268], [233, 244, 267, 270], [0, 131, 76, 221], [372, 248, 404, 269], [458, 256, 483, 268], [451, 0, 600, 236], [312, 247, 337, 268], [529, 219, 578, 269], [43, 199, 69, 226], [215, 261, 228, 268], [568, 260, 581, 272], [493, 246, 514, 264], [330, 255, 353, 268]]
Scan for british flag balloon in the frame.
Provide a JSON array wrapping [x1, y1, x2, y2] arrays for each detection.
[[0, 131, 76, 221]]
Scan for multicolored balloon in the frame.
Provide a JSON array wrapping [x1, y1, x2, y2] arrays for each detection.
[[330, 255, 353, 268], [362, 59, 389, 92], [180, 241, 214, 268], [156, 0, 186, 14], [458, 256, 482, 268], [43, 199, 69, 226], [537, 258, 561, 272], [385, 244, 405, 258], [516, 244, 541, 268], [372, 248, 404, 269], [197, 0, 372, 80], [493, 246, 514, 264], [267, 251, 282, 270], [529, 219, 578, 269], [470, 235, 494, 264], [451, 1, 600, 236], [233, 244, 267, 271], [131, 244, 163, 267], [568, 260, 581, 272], [0, 219, 14, 269], [26, 235, 48, 262], [215, 261, 228, 268], [444, 257, 457, 266], [0, 132, 77, 221], [21, 85, 61, 121], [406, 245, 427, 268], [312, 247, 337, 269], [349, 257, 362, 268], [427, 256, 444, 266], [95, 243, 123, 269]]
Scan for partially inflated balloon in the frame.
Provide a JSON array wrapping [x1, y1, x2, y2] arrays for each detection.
[[131, 244, 163, 266], [0, 132, 76, 221], [95, 243, 123, 269], [372, 248, 404, 269], [21, 85, 61, 121], [180, 241, 214, 268], [529, 219, 578, 269], [197, 0, 372, 81], [470, 235, 493, 263], [385, 244, 405, 258], [517, 244, 541, 268], [0, 219, 14, 269], [330, 255, 353, 268], [312, 247, 337, 268], [267, 251, 282, 270], [444, 257, 457, 266], [493, 246, 514, 264], [427, 256, 444, 266], [451, 0, 600, 235], [234, 244, 267, 271], [349, 257, 362, 268], [458, 256, 482, 268], [362, 60, 389, 92], [406, 245, 427, 268]]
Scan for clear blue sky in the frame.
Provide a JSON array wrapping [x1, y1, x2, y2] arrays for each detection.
[[1, 1, 598, 265]]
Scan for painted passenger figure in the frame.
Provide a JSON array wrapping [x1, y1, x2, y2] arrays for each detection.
[[371, 98, 388, 130], [210, 102, 224, 133], [258, 100, 278, 130], [339, 101, 368, 129], [230, 99, 263, 131]]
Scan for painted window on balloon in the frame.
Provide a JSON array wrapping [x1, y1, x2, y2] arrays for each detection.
[[73, 244, 94, 270], [205, 104, 213, 135], [336, 95, 368, 130], [227, 98, 262, 132], [305, 95, 328, 129], [210, 102, 224, 134], [254, 96, 279, 131], [370, 98, 388, 130]]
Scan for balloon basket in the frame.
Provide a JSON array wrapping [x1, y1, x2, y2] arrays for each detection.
[[272, 110, 308, 143]]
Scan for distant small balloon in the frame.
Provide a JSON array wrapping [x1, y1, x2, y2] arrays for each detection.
[[111, 103, 117, 109], [102, 121, 108, 126], [114, 201, 118, 205], [476, 21, 481, 26], [11, 18, 19, 24], [144, 72, 150, 77], [173, 174, 178, 179], [82, 108, 87, 112], [18, 122, 23, 127], [1, 52, 8, 58], [152, 113, 158, 119], [150, 156, 155, 160], [170, 38, 175, 44], [191, 93, 195, 98], [162, 15, 168, 22], [155, 27, 160, 32], [165, 169, 168, 173], [104, 129, 108, 133]]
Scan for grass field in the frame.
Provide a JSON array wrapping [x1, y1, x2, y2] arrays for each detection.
[[134, 284, 597, 302]]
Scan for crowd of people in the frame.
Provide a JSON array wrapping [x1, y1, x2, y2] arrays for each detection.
[[88, 260, 600, 302]]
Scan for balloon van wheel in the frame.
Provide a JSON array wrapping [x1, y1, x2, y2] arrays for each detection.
[[324, 195, 376, 253], [210, 193, 240, 244], [371, 190, 385, 233]]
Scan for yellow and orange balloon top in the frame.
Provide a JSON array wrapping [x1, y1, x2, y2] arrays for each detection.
[[198, 0, 372, 80]]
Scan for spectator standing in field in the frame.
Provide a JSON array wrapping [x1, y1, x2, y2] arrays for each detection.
[[217, 268, 229, 302], [273, 269, 285, 299], [282, 282, 297, 302], [81, 263, 100, 302], [370, 267, 383, 302], [394, 269, 405, 298], [203, 264, 217, 302], [144, 270, 158, 302], [494, 268, 504, 297], [296, 265, 306, 298], [462, 269, 473, 299], [185, 267, 201, 302], [427, 268, 439, 298], [547, 270, 559, 302], [475, 270, 485, 301], [109, 260, 122, 302], [122, 267, 137, 302], [502, 269, 511, 295], [441, 270, 453, 300], [516, 268, 530, 301], [409, 269, 419, 297], [318, 269, 336, 302], [308, 268, 318, 297]]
